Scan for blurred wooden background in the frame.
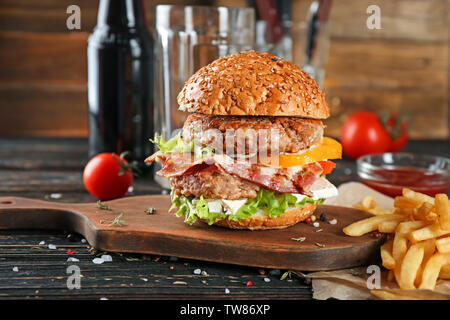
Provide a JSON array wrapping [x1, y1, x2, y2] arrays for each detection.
[[0, 0, 448, 139]]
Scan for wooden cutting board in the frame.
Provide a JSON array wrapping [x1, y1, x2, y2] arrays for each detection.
[[0, 195, 384, 271]]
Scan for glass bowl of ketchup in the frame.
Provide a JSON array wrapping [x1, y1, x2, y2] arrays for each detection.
[[357, 153, 450, 197]]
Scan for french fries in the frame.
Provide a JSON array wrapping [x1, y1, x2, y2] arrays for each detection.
[[408, 223, 450, 243], [342, 214, 403, 237], [399, 242, 425, 290], [436, 194, 450, 230], [380, 239, 396, 270], [419, 253, 450, 290], [436, 236, 450, 253], [378, 220, 401, 233], [440, 264, 450, 279], [344, 189, 450, 292]]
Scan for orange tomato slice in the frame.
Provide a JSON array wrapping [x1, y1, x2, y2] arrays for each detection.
[[260, 137, 342, 168]]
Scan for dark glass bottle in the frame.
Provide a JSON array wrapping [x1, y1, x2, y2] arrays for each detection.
[[87, 0, 153, 167]]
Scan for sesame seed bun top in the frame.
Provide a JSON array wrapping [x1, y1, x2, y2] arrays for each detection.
[[177, 50, 330, 119]]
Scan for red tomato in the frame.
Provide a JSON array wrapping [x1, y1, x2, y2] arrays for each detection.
[[385, 114, 409, 152], [318, 160, 336, 175], [340, 112, 391, 159], [83, 153, 133, 200]]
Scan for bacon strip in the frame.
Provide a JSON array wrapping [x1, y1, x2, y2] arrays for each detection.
[[147, 152, 325, 195]]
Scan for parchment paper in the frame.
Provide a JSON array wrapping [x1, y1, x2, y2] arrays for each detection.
[[310, 182, 450, 300]]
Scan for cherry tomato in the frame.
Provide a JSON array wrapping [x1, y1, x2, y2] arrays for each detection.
[[340, 111, 391, 159], [83, 153, 133, 200], [385, 113, 409, 152]]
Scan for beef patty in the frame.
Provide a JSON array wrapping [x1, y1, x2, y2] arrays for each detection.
[[182, 113, 323, 155], [170, 166, 260, 200]]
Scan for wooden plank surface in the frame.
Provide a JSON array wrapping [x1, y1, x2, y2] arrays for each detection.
[[0, 0, 448, 139], [0, 231, 313, 300], [0, 138, 447, 299], [0, 196, 385, 271], [324, 39, 449, 90]]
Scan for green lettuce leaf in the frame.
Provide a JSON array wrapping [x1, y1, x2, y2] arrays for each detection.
[[170, 189, 324, 225], [150, 133, 214, 158]]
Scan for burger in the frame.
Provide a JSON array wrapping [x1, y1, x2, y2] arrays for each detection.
[[145, 51, 341, 230]]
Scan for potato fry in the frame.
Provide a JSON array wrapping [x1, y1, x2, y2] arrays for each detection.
[[408, 223, 450, 243], [414, 239, 436, 287], [353, 204, 391, 215], [378, 219, 402, 233], [403, 188, 435, 205], [396, 220, 428, 234], [343, 214, 404, 237], [394, 196, 421, 208], [425, 211, 439, 222], [398, 242, 425, 289], [436, 194, 450, 231], [414, 264, 423, 288], [419, 253, 450, 290], [380, 239, 396, 270], [362, 196, 377, 209], [396, 207, 417, 219], [436, 236, 450, 253], [439, 264, 450, 279], [415, 202, 434, 221], [423, 238, 437, 262], [392, 233, 408, 263]]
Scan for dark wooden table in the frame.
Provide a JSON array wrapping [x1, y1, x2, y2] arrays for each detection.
[[0, 138, 448, 300]]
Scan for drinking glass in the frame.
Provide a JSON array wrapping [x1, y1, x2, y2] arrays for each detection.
[[154, 5, 255, 139], [154, 5, 255, 187]]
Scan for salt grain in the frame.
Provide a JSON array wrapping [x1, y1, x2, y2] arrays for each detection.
[[93, 258, 104, 264], [100, 297, 108, 300], [141, 278, 148, 282], [67, 257, 79, 262], [12, 267, 19, 272], [329, 219, 337, 225], [193, 268, 201, 275], [264, 277, 271, 283], [101, 254, 112, 262], [201, 270, 209, 276], [225, 288, 230, 294], [39, 241, 45, 245], [313, 222, 320, 228], [81, 239, 87, 243], [127, 186, 134, 193], [48, 244, 56, 250], [50, 193, 62, 199]]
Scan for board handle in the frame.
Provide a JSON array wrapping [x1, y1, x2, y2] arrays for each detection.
[[0, 196, 59, 208], [0, 196, 82, 231]]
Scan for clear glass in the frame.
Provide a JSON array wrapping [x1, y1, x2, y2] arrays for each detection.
[[357, 153, 450, 197], [154, 5, 255, 139], [291, 1, 330, 88]]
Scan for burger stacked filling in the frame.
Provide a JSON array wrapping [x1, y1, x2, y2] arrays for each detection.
[[145, 51, 341, 229], [146, 114, 341, 226]]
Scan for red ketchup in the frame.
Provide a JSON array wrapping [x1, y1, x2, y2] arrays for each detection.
[[362, 167, 449, 197]]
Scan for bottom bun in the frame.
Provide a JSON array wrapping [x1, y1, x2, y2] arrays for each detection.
[[210, 203, 317, 230]]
